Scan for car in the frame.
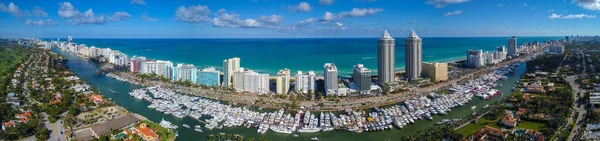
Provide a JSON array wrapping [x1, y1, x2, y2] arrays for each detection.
[[60, 131, 63, 134]]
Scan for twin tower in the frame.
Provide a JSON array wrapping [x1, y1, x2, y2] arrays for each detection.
[[377, 30, 422, 84]]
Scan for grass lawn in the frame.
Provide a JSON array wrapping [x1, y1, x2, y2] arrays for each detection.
[[517, 121, 545, 131], [455, 117, 502, 137], [455, 123, 483, 137]]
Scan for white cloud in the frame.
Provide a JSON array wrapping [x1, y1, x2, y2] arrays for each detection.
[[130, 0, 146, 5], [296, 18, 316, 27], [108, 12, 131, 22], [57, 2, 106, 25], [426, 0, 470, 8], [563, 14, 596, 19], [335, 22, 343, 27], [573, 0, 600, 11], [25, 19, 57, 26], [321, 8, 383, 22], [174, 5, 211, 23], [548, 9, 555, 12], [523, 3, 528, 6], [319, 0, 335, 5], [212, 12, 261, 28], [32, 7, 48, 17], [548, 13, 596, 19], [68, 9, 106, 25], [58, 2, 79, 18], [288, 2, 311, 12], [498, 4, 505, 7], [548, 13, 562, 19], [0, 2, 26, 18], [258, 15, 284, 25], [142, 13, 158, 22], [444, 10, 463, 16]]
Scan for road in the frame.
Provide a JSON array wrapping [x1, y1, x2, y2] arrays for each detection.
[[43, 112, 67, 141], [565, 65, 587, 140]]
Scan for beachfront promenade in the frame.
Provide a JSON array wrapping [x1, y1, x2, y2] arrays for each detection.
[[107, 45, 548, 110]]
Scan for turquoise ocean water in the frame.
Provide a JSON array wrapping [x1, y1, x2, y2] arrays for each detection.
[[49, 37, 561, 75]]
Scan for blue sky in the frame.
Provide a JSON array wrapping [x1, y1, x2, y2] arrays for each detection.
[[0, 0, 599, 38]]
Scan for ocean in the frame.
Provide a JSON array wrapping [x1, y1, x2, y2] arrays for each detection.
[[50, 37, 561, 75]]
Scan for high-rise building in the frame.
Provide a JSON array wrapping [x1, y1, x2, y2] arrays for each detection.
[[155, 60, 173, 79], [508, 36, 517, 58], [130, 60, 142, 73], [353, 64, 371, 91], [232, 69, 269, 94], [175, 63, 198, 83], [422, 62, 448, 82], [324, 63, 338, 95], [295, 71, 316, 94], [68, 36, 72, 43], [197, 67, 220, 86], [548, 46, 564, 54], [223, 57, 240, 87], [378, 30, 396, 84], [276, 68, 291, 95], [405, 30, 422, 80], [467, 50, 485, 68]]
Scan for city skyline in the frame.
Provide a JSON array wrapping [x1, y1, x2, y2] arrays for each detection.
[[1, 0, 600, 38]]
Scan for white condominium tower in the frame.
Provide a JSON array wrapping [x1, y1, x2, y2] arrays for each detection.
[[324, 63, 338, 95], [378, 29, 395, 84], [175, 63, 198, 83], [405, 30, 422, 80], [276, 68, 291, 95], [223, 57, 240, 87], [295, 71, 316, 94], [232, 69, 269, 94], [507, 36, 517, 58]]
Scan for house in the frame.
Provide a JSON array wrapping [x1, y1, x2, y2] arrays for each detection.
[[16, 111, 33, 123], [471, 126, 508, 141], [88, 94, 105, 105], [134, 123, 158, 141], [6, 96, 21, 107], [499, 114, 517, 128], [525, 130, 545, 141], [2, 121, 16, 131], [516, 108, 527, 117], [525, 85, 545, 94]]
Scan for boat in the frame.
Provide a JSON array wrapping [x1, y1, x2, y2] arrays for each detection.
[[195, 125, 202, 128], [182, 124, 190, 128], [311, 137, 320, 141], [194, 128, 203, 133], [292, 134, 299, 137], [109, 89, 119, 94], [471, 106, 476, 110]]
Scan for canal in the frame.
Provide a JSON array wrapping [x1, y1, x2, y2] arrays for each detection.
[[56, 48, 526, 141]]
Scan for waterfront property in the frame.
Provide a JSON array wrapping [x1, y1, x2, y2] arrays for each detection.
[[324, 63, 339, 95], [421, 62, 448, 82], [508, 36, 518, 58], [378, 30, 396, 84], [223, 57, 240, 88], [276, 68, 291, 95], [295, 71, 316, 94], [352, 64, 371, 92], [197, 67, 220, 87], [404, 30, 423, 80], [232, 68, 270, 94]]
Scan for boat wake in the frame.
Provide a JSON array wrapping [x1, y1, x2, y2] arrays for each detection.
[[362, 57, 376, 60]]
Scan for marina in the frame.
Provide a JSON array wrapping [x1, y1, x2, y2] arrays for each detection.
[[125, 59, 526, 135], [55, 47, 527, 141]]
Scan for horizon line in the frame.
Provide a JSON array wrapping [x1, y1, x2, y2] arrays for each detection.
[[29, 35, 571, 39]]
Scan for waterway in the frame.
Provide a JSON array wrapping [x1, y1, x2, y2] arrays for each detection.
[[55, 48, 526, 141]]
